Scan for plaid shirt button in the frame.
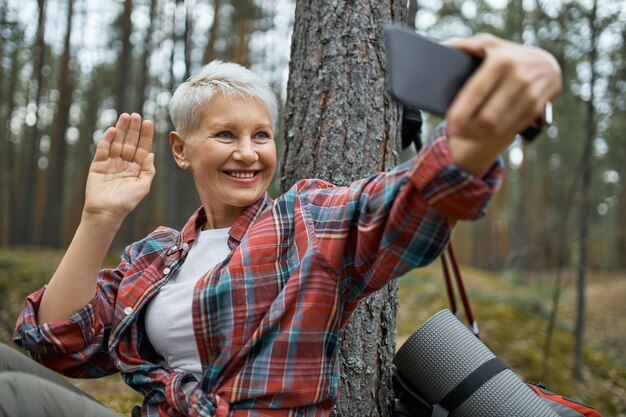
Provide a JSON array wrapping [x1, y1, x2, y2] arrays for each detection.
[[163, 267, 171, 275], [124, 307, 133, 315]]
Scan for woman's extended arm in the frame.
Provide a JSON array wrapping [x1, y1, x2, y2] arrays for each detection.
[[37, 113, 155, 324]]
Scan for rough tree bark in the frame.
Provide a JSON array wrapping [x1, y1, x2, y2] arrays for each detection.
[[282, 1, 405, 415]]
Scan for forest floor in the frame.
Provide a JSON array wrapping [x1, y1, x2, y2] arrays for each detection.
[[0, 248, 624, 416]]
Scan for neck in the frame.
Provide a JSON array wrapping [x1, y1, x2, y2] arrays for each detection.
[[201, 205, 245, 230]]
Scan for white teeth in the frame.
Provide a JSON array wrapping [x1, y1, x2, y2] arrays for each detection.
[[228, 171, 255, 178]]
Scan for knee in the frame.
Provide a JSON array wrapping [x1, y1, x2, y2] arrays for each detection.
[[0, 372, 33, 417], [0, 342, 22, 370], [0, 342, 15, 358]]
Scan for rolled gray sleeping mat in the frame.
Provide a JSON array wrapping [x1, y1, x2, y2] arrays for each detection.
[[393, 309, 560, 417]]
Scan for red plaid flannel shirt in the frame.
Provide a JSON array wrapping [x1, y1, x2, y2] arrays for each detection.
[[14, 126, 503, 416]]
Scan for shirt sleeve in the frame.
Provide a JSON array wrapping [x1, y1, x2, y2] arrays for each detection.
[[303, 123, 504, 301], [12, 246, 134, 378]]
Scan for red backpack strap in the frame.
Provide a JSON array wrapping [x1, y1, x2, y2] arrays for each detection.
[[441, 243, 479, 337], [529, 384, 603, 417]]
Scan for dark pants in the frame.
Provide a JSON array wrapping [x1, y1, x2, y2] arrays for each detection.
[[0, 343, 124, 417]]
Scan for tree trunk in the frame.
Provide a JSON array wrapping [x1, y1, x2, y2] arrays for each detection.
[[116, 0, 136, 244], [282, 1, 405, 415], [13, 0, 46, 245], [0, 2, 9, 246], [116, 0, 133, 114], [64, 76, 99, 245], [617, 181, 626, 271], [165, 0, 183, 228], [508, 0, 529, 275], [229, 0, 257, 67], [202, 0, 221, 64], [137, 0, 157, 115], [132, 0, 158, 239], [573, 0, 598, 381], [407, 0, 417, 27], [41, 0, 75, 247], [0, 0, 7, 139], [2, 28, 23, 246], [184, 0, 193, 79]]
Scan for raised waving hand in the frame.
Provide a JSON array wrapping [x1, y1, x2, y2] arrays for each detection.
[[38, 113, 156, 323], [84, 113, 156, 221]]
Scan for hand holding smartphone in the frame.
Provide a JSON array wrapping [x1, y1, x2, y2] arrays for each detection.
[[385, 25, 550, 141]]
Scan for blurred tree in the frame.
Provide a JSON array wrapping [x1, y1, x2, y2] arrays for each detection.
[[137, 0, 158, 116], [282, 0, 405, 415], [41, 0, 76, 247], [0, 4, 14, 245], [130, 0, 160, 239], [573, 0, 599, 382], [12, 0, 47, 245], [0, 2, 7, 146], [116, 0, 134, 114], [407, 0, 418, 26], [228, 0, 262, 66], [202, 0, 222, 64], [607, 23, 626, 268]]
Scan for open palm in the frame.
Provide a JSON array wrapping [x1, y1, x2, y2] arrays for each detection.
[[84, 113, 156, 219]]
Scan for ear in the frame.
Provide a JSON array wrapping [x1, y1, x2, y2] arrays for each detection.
[[170, 131, 188, 169]]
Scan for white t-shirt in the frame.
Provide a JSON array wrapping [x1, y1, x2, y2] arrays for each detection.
[[144, 227, 230, 381]]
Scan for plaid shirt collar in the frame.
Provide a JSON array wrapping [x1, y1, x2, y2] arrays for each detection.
[[177, 193, 273, 252]]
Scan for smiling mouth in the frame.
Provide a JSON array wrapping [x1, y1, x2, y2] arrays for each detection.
[[224, 171, 259, 179]]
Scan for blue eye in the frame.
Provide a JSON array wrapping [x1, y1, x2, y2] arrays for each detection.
[[216, 131, 233, 139], [255, 131, 271, 141]]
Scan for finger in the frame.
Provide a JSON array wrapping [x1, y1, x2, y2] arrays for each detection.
[[468, 74, 530, 139], [93, 127, 116, 162], [139, 152, 156, 182], [447, 57, 506, 136], [121, 113, 142, 161], [499, 83, 550, 138], [444, 33, 498, 58], [133, 120, 154, 165], [109, 113, 131, 158], [501, 95, 540, 139]]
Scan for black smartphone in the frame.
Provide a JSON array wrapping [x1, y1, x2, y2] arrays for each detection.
[[385, 25, 481, 117]]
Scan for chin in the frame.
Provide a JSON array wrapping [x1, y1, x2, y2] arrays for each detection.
[[227, 194, 265, 208]]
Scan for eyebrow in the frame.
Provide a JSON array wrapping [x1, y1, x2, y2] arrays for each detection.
[[210, 122, 272, 131]]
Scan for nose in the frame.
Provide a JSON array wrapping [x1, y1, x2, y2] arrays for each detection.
[[233, 137, 259, 164]]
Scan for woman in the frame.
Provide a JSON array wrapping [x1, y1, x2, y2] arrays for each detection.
[[5, 34, 561, 417]]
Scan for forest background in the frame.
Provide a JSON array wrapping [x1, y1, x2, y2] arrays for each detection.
[[0, 0, 625, 415]]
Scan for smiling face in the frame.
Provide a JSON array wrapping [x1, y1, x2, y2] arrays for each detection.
[[170, 94, 277, 228]]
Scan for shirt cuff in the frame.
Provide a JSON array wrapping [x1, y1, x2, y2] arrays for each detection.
[[13, 286, 103, 355], [410, 123, 504, 220]]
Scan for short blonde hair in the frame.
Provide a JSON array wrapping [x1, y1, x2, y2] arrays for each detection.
[[169, 60, 278, 138]]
